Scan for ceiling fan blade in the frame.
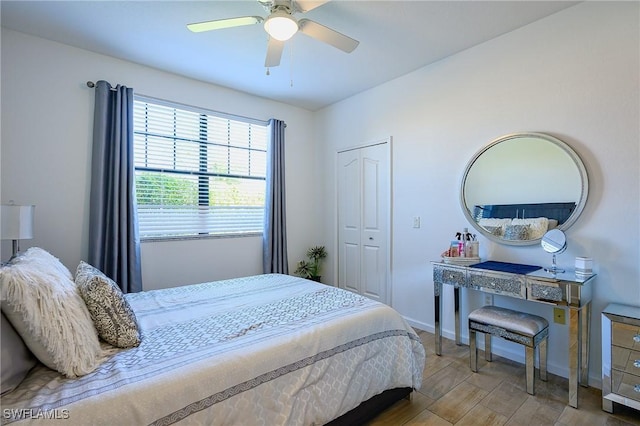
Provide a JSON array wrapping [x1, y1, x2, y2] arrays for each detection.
[[187, 16, 263, 33], [298, 19, 359, 53], [293, 0, 330, 13], [265, 37, 285, 67]]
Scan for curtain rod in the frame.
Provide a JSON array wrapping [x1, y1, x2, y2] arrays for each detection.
[[86, 81, 118, 91], [86, 81, 277, 126], [136, 93, 270, 126]]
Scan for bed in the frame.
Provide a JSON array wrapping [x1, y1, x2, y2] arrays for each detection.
[[0, 248, 425, 425], [473, 201, 576, 224], [473, 202, 576, 240]]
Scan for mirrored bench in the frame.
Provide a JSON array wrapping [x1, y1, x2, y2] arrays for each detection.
[[432, 261, 596, 409]]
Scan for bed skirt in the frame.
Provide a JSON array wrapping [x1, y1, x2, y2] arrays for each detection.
[[326, 387, 413, 425]]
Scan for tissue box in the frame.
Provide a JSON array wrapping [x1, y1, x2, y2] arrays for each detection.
[[575, 257, 593, 274]]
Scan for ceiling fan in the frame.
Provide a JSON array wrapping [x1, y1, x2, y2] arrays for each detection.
[[187, 0, 359, 68]]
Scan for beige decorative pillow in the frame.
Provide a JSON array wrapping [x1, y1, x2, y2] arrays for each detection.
[[0, 248, 105, 378], [75, 261, 141, 348]]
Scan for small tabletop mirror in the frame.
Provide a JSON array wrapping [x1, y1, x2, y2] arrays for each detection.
[[541, 229, 567, 273]]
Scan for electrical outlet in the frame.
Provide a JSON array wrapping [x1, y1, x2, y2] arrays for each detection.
[[554, 307, 566, 324], [483, 294, 492, 306]]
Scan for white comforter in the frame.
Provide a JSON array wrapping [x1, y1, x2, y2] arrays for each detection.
[[1, 274, 425, 425]]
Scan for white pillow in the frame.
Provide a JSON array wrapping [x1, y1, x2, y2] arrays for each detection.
[[477, 218, 512, 227], [11, 247, 74, 280], [0, 248, 105, 378]]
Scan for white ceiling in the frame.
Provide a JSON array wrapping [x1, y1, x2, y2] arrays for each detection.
[[1, 1, 579, 111]]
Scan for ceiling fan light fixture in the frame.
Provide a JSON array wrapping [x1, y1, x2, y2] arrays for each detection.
[[264, 11, 298, 41]]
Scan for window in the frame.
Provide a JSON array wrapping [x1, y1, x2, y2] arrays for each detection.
[[133, 96, 267, 240]]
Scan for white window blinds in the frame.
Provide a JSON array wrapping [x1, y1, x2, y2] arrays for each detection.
[[133, 96, 267, 239]]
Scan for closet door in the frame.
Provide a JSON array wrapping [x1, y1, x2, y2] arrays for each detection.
[[337, 141, 390, 305], [338, 149, 361, 295]]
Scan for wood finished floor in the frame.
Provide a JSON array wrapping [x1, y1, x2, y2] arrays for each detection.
[[367, 329, 640, 426]]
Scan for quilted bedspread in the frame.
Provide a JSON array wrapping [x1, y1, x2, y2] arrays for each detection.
[[1, 274, 425, 425]]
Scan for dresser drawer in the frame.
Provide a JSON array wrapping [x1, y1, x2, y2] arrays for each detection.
[[612, 370, 640, 402], [612, 322, 640, 350], [612, 346, 640, 376], [468, 270, 525, 298], [433, 265, 466, 287]]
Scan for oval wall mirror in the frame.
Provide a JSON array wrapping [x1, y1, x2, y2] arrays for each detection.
[[460, 133, 589, 246]]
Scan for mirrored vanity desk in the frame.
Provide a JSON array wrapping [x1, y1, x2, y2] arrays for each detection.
[[432, 261, 596, 409]]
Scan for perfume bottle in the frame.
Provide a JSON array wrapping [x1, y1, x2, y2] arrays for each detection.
[[458, 228, 468, 258]]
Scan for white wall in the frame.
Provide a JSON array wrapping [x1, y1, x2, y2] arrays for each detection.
[[0, 29, 320, 289], [315, 2, 639, 385]]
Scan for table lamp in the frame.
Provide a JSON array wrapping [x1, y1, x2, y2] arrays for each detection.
[[1, 203, 35, 257]]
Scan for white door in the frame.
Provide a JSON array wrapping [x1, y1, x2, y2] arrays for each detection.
[[337, 141, 390, 304]]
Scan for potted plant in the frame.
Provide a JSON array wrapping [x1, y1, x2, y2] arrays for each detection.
[[294, 246, 327, 282]]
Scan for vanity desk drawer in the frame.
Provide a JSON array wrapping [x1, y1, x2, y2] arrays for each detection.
[[433, 264, 466, 287], [526, 280, 564, 304], [467, 269, 525, 299]]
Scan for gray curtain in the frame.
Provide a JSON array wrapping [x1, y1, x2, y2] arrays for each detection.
[[263, 119, 288, 274], [88, 80, 142, 293]]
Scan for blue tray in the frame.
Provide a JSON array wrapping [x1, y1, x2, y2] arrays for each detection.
[[469, 261, 541, 275]]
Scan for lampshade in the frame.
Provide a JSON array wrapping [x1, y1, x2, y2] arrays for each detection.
[[264, 11, 298, 41], [1, 204, 35, 240]]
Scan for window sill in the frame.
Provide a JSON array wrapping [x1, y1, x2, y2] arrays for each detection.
[[141, 232, 262, 243]]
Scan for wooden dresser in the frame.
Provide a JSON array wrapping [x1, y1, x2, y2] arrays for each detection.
[[601, 303, 640, 413]]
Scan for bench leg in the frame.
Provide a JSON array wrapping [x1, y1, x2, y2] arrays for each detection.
[[484, 333, 492, 362], [539, 336, 548, 382], [470, 329, 478, 372], [526, 346, 535, 395]]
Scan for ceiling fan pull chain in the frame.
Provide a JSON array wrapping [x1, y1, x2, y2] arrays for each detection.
[[290, 38, 294, 87]]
